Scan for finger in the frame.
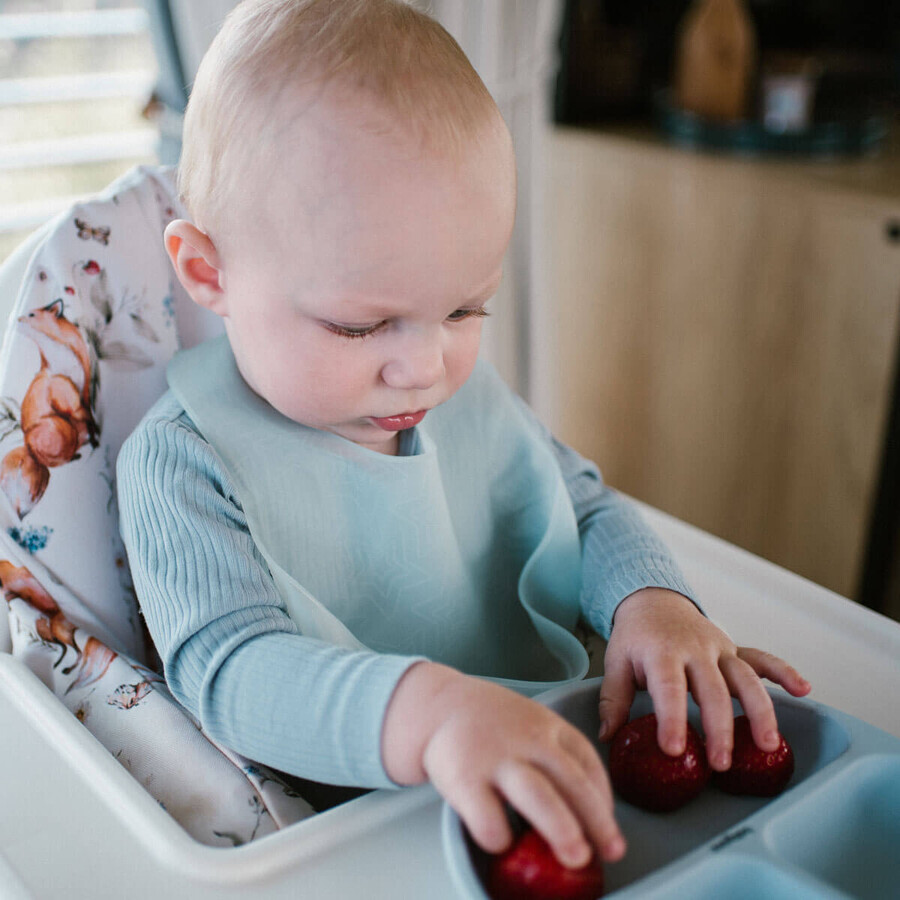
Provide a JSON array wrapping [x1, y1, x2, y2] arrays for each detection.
[[562, 728, 615, 801], [737, 647, 811, 697], [553, 730, 625, 862], [686, 660, 735, 770], [438, 776, 512, 855], [644, 657, 688, 756], [597, 652, 636, 742], [721, 655, 780, 752], [495, 761, 593, 868]]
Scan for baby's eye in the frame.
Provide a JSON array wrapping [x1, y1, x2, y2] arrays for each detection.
[[446, 306, 490, 322], [323, 320, 387, 340]]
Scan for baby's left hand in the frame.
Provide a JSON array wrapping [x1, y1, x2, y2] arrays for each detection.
[[597, 588, 811, 770]]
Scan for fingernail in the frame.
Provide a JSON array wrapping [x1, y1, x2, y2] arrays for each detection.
[[604, 834, 626, 861], [598, 721, 609, 739], [566, 842, 591, 868]]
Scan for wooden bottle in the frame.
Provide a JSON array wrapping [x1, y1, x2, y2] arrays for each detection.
[[673, 0, 757, 121]]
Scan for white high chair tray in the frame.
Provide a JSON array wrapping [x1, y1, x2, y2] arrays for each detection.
[[2, 503, 899, 899]]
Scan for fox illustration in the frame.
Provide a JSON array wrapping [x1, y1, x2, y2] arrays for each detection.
[[0, 299, 99, 517], [0, 559, 116, 692]]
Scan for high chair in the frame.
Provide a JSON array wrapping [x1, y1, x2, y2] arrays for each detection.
[[2, 167, 900, 900], [0, 164, 535, 899], [0, 165, 316, 849]]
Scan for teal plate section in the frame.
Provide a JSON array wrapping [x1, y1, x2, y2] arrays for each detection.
[[442, 679, 900, 899]]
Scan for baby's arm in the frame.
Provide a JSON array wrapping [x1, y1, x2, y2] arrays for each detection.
[[381, 661, 626, 867], [545, 421, 810, 763], [598, 588, 810, 768], [117, 398, 422, 787], [119, 399, 622, 867]]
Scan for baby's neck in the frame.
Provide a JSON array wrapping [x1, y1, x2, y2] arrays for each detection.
[[374, 433, 400, 456]]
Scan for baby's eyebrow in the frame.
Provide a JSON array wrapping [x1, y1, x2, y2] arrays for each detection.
[[468, 274, 503, 303], [319, 272, 503, 320], [321, 294, 388, 320], [471, 287, 498, 304]]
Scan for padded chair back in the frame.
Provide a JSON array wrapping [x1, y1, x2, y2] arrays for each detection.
[[0, 166, 314, 844]]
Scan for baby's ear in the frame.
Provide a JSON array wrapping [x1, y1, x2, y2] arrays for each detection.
[[164, 220, 228, 316]]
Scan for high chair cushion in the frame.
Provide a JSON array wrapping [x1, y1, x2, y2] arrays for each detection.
[[0, 165, 314, 844]]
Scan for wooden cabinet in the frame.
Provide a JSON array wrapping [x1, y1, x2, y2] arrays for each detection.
[[540, 126, 900, 611]]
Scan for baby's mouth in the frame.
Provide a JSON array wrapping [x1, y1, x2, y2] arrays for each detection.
[[370, 410, 427, 431]]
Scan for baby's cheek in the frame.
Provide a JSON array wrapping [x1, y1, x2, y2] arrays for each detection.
[[301, 359, 371, 416], [449, 330, 482, 392]]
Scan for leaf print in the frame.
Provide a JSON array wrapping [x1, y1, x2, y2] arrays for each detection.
[[7, 523, 53, 553], [243, 764, 306, 799], [77, 325, 103, 418], [74, 699, 92, 723], [98, 340, 154, 370], [161, 294, 176, 326], [88, 270, 114, 323], [212, 831, 246, 848], [129, 660, 165, 685], [129, 311, 160, 343], [82, 325, 102, 356], [213, 795, 268, 846], [0, 398, 21, 443]]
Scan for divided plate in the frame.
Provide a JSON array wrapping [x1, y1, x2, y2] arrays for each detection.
[[442, 679, 900, 899]]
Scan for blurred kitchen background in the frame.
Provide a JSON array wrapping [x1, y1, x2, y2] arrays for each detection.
[[0, 0, 898, 621]]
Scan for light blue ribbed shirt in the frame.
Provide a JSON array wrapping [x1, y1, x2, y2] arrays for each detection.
[[117, 389, 694, 789]]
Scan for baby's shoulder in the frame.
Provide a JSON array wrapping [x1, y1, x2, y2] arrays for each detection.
[[118, 389, 211, 476], [128, 390, 203, 442], [117, 389, 239, 503]]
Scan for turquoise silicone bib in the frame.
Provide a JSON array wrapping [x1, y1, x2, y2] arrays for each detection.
[[168, 337, 589, 695]]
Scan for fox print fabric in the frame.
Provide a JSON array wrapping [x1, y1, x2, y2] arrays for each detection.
[[0, 166, 314, 845]]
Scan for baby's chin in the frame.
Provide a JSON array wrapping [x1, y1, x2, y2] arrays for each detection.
[[310, 419, 403, 454]]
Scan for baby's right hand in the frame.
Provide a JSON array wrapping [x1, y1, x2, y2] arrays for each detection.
[[381, 662, 626, 868]]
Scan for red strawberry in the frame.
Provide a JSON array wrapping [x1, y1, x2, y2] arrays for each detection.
[[486, 828, 604, 900], [714, 715, 794, 797], [608, 713, 710, 812]]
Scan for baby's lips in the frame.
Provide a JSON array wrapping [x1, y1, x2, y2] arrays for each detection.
[[370, 410, 427, 431]]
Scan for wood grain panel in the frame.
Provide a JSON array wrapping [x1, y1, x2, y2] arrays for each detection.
[[541, 127, 900, 600]]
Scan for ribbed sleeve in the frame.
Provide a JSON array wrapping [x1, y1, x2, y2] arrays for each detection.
[[116, 392, 422, 787], [558, 438, 698, 637], [118, 390, 696, 787], [511, 396, 698, 638]]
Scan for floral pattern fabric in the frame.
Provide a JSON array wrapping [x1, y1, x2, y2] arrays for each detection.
[[0, 165, 314, 845]]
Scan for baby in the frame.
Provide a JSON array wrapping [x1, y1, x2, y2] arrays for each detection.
[[117, 0, 809, 870]]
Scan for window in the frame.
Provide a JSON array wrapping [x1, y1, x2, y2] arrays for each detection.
[[0, 0, 158, 264]]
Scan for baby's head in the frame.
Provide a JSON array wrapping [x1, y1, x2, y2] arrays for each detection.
[[178, 0, 510, 250], [166, 0, 517, 455]]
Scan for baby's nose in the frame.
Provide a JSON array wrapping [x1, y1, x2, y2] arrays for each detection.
[[381, 329, 445, 391]]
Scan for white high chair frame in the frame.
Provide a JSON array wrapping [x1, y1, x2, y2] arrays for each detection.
[[0, 167, 899, 899], [0, 166, 324, 857]]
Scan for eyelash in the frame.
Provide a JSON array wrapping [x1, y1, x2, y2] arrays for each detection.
[[325, 306, 490, 340]]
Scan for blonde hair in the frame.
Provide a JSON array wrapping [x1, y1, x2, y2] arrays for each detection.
[[178, 0, 499, 239]]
